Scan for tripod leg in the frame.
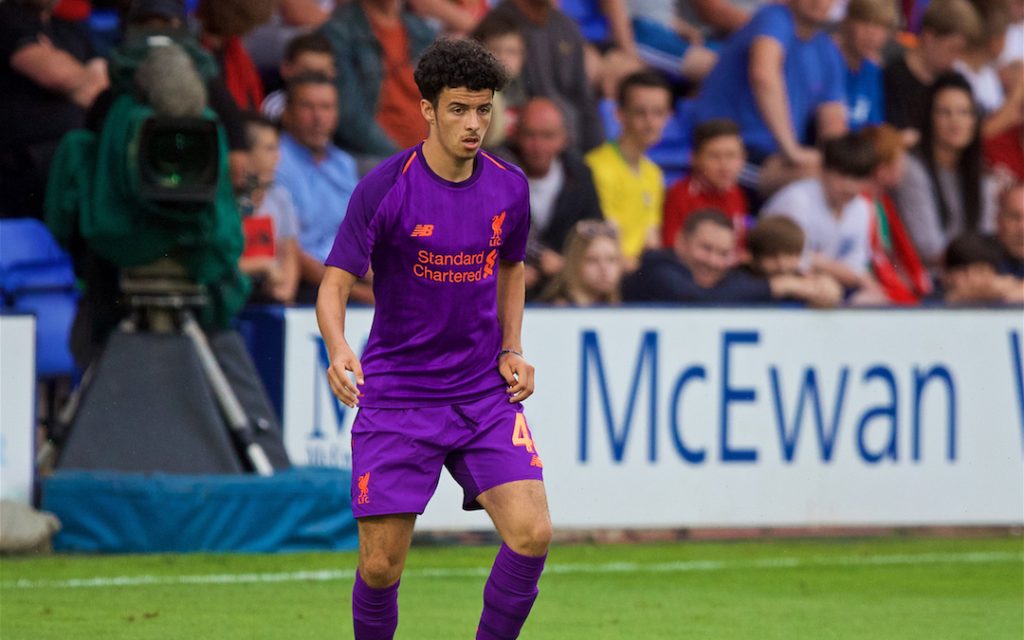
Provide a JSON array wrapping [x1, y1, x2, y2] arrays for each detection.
[[36, 365, 95, 472], [179, 312, 274, 476]]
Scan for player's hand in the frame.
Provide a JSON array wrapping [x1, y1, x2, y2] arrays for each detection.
[[498, 353, 535, 403], [327, 344, 364, 408]]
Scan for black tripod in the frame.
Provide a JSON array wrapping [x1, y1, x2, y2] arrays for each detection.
[[39, 260, 287, 476]]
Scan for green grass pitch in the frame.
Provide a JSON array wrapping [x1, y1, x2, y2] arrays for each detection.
[[1, 535, 1021, 639]]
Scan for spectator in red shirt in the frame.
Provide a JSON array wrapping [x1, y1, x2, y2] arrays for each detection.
[[985, 123, 1024, 183], [662, 119, 750, 251], [981, 47, 1024, 182]]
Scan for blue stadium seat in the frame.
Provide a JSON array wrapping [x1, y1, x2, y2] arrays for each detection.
[[0, 218, 79, 378]]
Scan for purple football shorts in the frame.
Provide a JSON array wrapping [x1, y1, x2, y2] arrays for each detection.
[[349, 391, 544, 518]]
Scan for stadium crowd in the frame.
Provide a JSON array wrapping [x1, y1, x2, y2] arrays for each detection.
[[1, 0, 1022, 336]]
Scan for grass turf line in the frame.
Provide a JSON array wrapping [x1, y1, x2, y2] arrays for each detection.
[[1, 535, 1020, 639]]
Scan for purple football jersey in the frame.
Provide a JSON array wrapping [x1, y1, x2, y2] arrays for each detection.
[[325, 144, 530, 408]]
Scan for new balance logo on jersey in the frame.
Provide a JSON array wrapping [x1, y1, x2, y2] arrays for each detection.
[[411, 224, 435, 237]]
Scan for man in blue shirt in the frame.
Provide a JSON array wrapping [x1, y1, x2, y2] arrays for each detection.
[[276, 72, 370, 303], [835, 0, 896, 132], [692, 0, 847, 196]]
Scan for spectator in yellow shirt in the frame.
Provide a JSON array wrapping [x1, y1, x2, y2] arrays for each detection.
[[585, 71, 672, 270]]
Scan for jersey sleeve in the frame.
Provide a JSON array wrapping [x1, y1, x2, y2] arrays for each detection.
[[324, 150, 410, 276], [499, 173, 531, 262], [324, 179, 377, 277]]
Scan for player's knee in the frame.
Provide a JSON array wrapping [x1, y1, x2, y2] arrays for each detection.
[[509, 519, 552, 557], [359, 553, 404, 588]]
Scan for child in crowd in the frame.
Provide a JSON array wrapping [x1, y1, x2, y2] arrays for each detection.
[[744, 216, 843, 307], [863, 124, 933, 304], [761, 131, 885, 300], [835, 0, 897, 132], [473, 11, 528, 149], [942, 232, 1024, 303], [662, 119, 749, 252], [540, 220, 624, 306], [586, 71, 673, 271], [260, 32, 336, 122], [237, 114, 301, 304]]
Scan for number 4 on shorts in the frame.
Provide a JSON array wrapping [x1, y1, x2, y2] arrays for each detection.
[[511, 413, 535, 453]]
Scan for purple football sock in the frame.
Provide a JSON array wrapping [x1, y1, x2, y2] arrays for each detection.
[[476, 544, 547, 640], [352, 571, 399, 640]]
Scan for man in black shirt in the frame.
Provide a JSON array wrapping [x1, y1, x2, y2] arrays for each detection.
[[497, 97, 604, 297], [0, 0, 109, 218], [883, 0, 981, 139]]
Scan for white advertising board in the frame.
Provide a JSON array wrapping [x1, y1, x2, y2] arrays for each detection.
[[282, 307, 1024, 530], [0, 315, 36, 504]]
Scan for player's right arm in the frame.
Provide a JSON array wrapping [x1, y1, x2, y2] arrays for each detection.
[[316, 266, 364, 408]]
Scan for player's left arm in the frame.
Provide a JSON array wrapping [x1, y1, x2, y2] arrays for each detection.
[[496, 259, 535, 403]]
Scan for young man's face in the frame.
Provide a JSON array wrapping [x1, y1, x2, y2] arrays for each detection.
[[485, 33, 525, 78], [618, 86, 672, 150], [676, 221, 736, 288], [846, 19, 890, 63], [997, 186, 1024, 259], [283, 83, 339, 155], [516, 100, 567, 177], [423, 86, 494, 162], [693, 135, 745, 193], [822, 170, 870, 213], [920, 32, 967, 74], [755, 252, 802, 277], [281, 51, 336, 81]]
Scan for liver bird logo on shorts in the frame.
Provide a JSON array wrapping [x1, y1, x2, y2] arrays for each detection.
[[357, 472, 371, 505], [489, 211, 506, 247]]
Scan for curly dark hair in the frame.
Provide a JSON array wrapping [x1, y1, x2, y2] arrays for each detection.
[[414, 38, 508, 107]]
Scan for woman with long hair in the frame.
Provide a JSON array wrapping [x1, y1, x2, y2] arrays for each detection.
[[540, 220, 624, 306], [892, 72, 997, 267]]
